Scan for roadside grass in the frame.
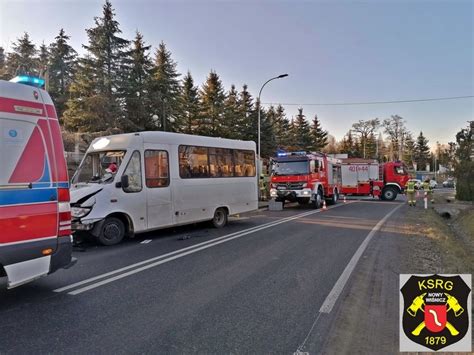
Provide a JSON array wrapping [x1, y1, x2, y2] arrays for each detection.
[[400, 189, 472, 274], [422, 209, 473, 273], [457, 208, 474, 241]]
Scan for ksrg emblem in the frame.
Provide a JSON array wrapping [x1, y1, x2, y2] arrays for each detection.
[[400, 274, 471, 352]]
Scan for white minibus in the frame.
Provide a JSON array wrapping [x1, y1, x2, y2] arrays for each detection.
[[70, 132, 258, 245]]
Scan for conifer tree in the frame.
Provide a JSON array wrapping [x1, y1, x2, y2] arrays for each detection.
[[198, 70, 226, 137], [6, 32, 37, 76], [63, 56, 109, 132], [176, 71, 200, 134], [0, 47, 8, 79], [291, 108, 312, 150], [122, 31, 152, 131], [149, 41, 181, 131], [48, 29, 77, 120], [83, 0, 129, 96], [273, 104, 291, 150], [65, 0, 128, 131], [413, 131, 431, 170], [260, 105, 277, 157], [223, 84, 240, 138], [340, 131, 355, 157], [365, 132, 377, 159], [309, 114, 328, 151], [454, 123, 473, 201], [38, 43, 50, 78], [352, 138, 363, 158], [237, 84, 255, 141]]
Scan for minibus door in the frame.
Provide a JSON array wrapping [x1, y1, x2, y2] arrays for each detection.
[[117, 150, 147, 232], [143, 147, 172, 229]]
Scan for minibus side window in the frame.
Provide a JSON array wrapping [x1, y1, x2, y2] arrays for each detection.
[[209, 148, 234, 177], [145, 150, 169, 187], [234, 150, 256, 177], [179, 146, 209, 178], [122, 151, 142, 193]]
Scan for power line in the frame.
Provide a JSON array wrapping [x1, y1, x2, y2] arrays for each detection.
[[262, 95, 474, 106]]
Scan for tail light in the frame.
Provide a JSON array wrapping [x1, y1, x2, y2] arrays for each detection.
[[58, 188, 71, 237]]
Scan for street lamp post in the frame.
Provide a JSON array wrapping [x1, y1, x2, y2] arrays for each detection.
[[257, 74, 288, 173]]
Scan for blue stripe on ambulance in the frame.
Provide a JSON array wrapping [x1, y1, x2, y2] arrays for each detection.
[[37, 156, 51, 183], [0, 188, 57, 206]]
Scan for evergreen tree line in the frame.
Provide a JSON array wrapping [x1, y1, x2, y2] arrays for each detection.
[[0, 0, 451, 168], [0, 1, 328, 158]]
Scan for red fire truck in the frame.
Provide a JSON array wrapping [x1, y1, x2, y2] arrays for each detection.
[[339, 158, 410, 201], [269, 151, 341, 208]]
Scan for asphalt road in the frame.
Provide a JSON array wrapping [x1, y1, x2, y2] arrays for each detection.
[[0, 199, 404, 354]]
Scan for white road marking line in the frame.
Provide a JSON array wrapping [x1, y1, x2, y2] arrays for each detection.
[[58, 202, 354, 295], [54, 208, 333, 293], [140, 240, 152, 244], [318, 203, 403, 314]]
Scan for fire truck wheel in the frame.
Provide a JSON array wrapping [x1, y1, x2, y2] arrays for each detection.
[[312, 190, 323, 209], [381, 187, 397, 201], [327, 191, 338, 205], [98, 217, 125, 246], [212, 208, 228, 228]]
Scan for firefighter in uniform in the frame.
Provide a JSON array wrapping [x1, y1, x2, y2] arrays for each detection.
[[406, 179, 416, 206], [423, 178, 434, 204]]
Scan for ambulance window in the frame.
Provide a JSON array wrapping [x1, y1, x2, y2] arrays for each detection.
[[123, 151, 142, 193], [0, 122, 48, 185], [145, 150, 169, 187]]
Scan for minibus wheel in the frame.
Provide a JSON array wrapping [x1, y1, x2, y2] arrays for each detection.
[[98, 217, 125, 246], [212, 208, 228, 228]]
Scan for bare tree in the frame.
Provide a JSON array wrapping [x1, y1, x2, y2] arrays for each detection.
[[383, 115, 410, 160], [351, 118, 380, 158]]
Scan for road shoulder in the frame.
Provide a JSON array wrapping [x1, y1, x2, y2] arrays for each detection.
[[316, 201, 472, 354]]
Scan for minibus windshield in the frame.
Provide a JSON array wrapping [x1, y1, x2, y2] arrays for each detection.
[[72, 150, 126, 184]]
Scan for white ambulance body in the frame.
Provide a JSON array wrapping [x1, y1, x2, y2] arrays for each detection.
[[70, 132, 258, 245], [0, 76, 75, 289]]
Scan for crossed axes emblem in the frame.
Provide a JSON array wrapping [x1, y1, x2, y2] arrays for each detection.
[[406, 292, 464, 336]]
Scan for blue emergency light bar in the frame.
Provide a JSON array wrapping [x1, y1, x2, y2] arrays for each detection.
[[10, 75, 45, 88], [277, 151, 307, 157]]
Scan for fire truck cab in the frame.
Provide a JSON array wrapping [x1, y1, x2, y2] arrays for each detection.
[[269, 151, 341, 208]]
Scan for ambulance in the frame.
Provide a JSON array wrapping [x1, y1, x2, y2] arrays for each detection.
[[0, 76, 75, 289]]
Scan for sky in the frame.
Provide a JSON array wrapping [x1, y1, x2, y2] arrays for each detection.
[[1, 0, 473, 145]]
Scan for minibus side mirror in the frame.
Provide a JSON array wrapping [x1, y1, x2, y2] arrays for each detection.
[[117, 175, 129, 189]]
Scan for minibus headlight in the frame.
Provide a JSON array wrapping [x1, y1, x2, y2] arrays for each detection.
[[71, 206, 91, 218]]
